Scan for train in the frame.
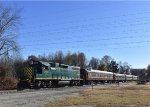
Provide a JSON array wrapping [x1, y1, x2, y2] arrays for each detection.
[[17, 60, 138, 89], [81, 69, 138, 85]]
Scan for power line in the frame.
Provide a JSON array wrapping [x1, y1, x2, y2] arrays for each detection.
[[19, 34, 150, 46], [17, 19, 150, 38], [21, 44, 150, 54], [17, 27, 150, 43], [21, 40, 150, 49], [16, 9, 150, 55], [21, 11, 150, 30]]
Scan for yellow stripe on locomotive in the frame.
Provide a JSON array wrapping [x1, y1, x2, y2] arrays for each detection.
[[24, 67, 32, 80]]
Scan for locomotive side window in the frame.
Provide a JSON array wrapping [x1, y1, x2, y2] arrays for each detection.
[[45, 66, 48, 70], [34, 66, 42, 74]]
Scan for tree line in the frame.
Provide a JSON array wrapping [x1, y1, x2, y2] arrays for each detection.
[[27, 51, 131, 74]]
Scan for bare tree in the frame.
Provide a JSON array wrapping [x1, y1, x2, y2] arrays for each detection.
[[54, 50, 64, 64], [78, 52, 86, 68], [0, 4, 21, 57], [38, 53, 48, 61], [64, 51, 72, 65], [47, 53, 54, 62], [118, 61, 131, 74], [89, 57, 100, 69], [64, 52, 78, 66], [146, 65, 150, 80], [13, 57, 28, 79], [71, 52, 78, 66]]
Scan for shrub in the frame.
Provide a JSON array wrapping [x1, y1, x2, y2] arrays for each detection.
[[0, 77, 18, 90]]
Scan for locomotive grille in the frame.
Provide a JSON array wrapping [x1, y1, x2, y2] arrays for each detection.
[[24, 67, 32, 79]]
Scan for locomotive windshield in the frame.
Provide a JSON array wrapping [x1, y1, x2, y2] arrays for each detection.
[[49, 62, 56, 67]]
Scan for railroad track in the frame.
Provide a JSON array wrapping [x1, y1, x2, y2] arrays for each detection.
[[0, 85, 80, 95], [0, 82, 132, 95]]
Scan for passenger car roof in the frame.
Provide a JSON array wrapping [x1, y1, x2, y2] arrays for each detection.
[[87, 69, 114, 74]]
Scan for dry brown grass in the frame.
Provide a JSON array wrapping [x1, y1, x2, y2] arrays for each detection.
[[44, 83, 150, 107], [0, 77, 18, 90]]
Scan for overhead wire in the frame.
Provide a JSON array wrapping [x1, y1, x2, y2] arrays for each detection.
[[18, 18, 150, 36], [22, 43, 150, 54], [21, 11, 150, 30], [17, 27, 150, 43], [21, 40, 150, 51], [16, 9, 150, 55], [19, 34, 150, 47]]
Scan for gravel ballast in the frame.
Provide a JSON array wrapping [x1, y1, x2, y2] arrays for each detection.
[[0, 82, 133, 107]]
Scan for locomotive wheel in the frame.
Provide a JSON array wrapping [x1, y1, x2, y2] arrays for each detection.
[[79, 80, 83, 86], [17, 82, 24, 90], [35, 81, 41, 89], [46, 81, 52, 88], [51, 81, 58, 87], [69, 81, 73, 86], [74, 81, 78, 86]]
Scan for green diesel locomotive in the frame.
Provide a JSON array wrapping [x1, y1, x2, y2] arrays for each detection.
[[18, 60, 82, 89]]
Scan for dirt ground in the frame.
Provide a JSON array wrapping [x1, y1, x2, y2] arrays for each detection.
[[0, 82, 134, 107]]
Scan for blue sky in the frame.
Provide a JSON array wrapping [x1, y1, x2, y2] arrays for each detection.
[[3, 1, 150, 68]]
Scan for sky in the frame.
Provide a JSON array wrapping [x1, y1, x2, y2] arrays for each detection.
[[3, 1, 150, 68]]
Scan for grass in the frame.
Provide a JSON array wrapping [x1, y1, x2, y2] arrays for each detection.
[[44, 82, 150, 107]]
